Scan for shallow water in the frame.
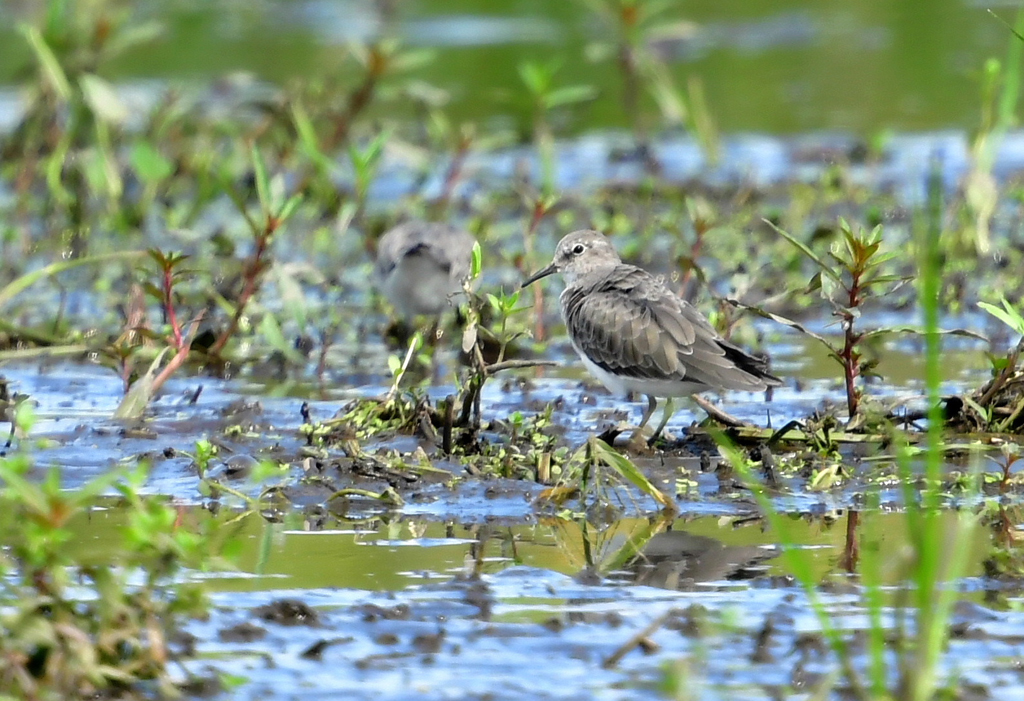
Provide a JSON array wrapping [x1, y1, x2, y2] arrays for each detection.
[[57, 503, 1024, 700], [0, 309, 1020, 699], [0, 308, 994, 496]]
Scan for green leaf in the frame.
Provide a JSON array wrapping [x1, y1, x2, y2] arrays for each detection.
[[80, 73, 128, 124], [979, 299, 1024, 336], [250, 460, 286, 484], [461, 319, 478, 354], [518, 61, 551, 96], [0, 462, 48, 514], [349, 131, 389, 171], [726, 299, 840, 355], [590, 438, 676, 511], [113, 347, 170, 420], [0, 251, 147, 310], [391, 48, 435, 72], [470, 241, 483, 279], [764, 219, 844, 285], [251, 145, 271, 213], [543, 84, 598, 110], [860, 327, 987, 342], [103, 20, 163, 60], [277, 193, 304, 223], [259, 315, 306, 365], [387, 354, 402, 376], [819, 270, 842, 301], [291, 101, 332, 173], [130, 141, 173, 184], [18, 24, 71, 100]]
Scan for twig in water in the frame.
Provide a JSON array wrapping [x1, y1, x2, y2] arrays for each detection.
[[979, 337, 1024, 408], [602, 610, 675, 669], [387, 334, 421, 401], [327, 487, 404, 507], [693, 395, 750, 428], [442, 394, 454, 456]]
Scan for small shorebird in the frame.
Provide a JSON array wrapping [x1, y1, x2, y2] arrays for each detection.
[[375, 222, 476, 319], [522, 230, 780, 444]]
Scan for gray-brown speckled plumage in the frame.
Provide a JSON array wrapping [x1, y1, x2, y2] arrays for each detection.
[[523, 230, 780, 442]]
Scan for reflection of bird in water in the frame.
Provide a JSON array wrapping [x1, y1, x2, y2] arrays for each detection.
[[609, 530, 777, 590]]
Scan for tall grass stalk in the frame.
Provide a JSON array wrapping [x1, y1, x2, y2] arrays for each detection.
[[893, 160, 980, 701], [968, 8, 1024, 252]]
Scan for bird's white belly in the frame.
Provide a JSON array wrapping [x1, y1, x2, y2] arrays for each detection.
[[573, 344, 707, 398]]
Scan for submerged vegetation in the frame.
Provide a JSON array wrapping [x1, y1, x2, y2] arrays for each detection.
[[4, 0, 1024, 699]]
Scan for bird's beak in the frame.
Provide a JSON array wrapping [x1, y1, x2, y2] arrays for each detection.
[[520, 262, 557, 289]]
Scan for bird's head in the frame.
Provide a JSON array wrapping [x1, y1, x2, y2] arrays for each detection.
[[521, 230, 621, 288]]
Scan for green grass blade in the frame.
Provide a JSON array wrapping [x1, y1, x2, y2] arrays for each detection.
[[590, 438, 676, 511], [18, 24, 72, 100], [0, 251, 146, 310], [978, 299, 1024, 335], [764, 219, 844, 285]]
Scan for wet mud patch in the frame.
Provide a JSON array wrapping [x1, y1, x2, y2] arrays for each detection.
[[0, 344, 1009, 517]]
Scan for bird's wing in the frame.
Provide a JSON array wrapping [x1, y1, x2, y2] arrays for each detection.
[[563, 267, 773, 391]]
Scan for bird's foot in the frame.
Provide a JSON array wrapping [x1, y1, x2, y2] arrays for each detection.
[[597, 422, 631, 446], [627, 429, 652, 453], [644, 429, 682, 450]]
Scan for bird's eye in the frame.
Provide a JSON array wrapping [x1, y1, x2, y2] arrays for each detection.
[[571, 244, 586, 255]]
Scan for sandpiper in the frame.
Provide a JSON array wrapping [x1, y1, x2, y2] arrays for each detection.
[[522, 230, 780, 444], [375, 221, 476, 319]]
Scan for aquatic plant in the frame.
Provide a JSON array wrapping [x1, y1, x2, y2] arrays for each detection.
[[955, 297, 1024, 431], [763, 218, 906, 422], [113, 250, 205, 419], [458, 243, 554, 429], [539, 435, 675, 514], [576, 0, 719, 162], [0, 251, 145, 356], [213, 146, 304, 357], [10, 0, 162, 254], [0, 410, 233, 698], [710, 171, 982, 701], [966, 8, 1024, 254], [518, 59, 597, 195]]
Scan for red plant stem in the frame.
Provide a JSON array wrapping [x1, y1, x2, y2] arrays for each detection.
[[328, 48, 385, 150], [151, 310, 206, 396], [433, 135, 472, 213], [163, 266, 183, 349], [841, 272, 863, 418], [840, 510, 860, 573], [210, 219, 277, 356]]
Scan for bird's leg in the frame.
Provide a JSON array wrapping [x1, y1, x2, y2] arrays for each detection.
[[625, 394, 659, 450], [636, 394, 658, 432], [648, 397, 676, 446]]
